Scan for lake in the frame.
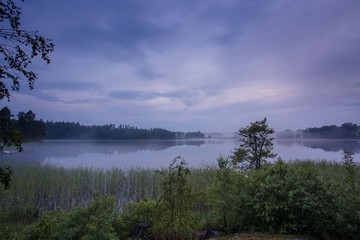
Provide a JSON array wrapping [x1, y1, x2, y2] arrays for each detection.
[[1, 138, 359, 169]]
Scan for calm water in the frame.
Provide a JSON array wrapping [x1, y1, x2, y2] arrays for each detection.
[[1, 139, 360, 169]]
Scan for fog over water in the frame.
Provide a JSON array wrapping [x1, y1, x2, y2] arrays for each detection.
[[1, 139, 359, 169]]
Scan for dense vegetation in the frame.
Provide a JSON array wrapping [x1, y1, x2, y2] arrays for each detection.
[[1, 156, 359, 240]]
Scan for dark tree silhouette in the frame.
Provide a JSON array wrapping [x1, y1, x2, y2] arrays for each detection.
[[0, 0, 54, 100]]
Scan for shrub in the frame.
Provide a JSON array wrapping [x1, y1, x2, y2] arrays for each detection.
[[209, 155, 244, 233], [22, 195, 121, 240], [120, 158, 204, 240], [156, 157, 200, 239], [224, 159, 360, 239], [119, 199, 160, 239]]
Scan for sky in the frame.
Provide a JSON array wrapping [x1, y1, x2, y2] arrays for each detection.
[[2, 0, 360, 133]]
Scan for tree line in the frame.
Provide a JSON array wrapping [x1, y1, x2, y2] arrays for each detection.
[[277, 122, 360, 139], [45, 121, 205, 140], [0, 107, 45, 148], [303, 123, 360, 139], [0, 107, 205, 143]]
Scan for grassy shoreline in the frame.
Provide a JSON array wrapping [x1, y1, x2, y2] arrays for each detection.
[[1, 158, 359, 239]]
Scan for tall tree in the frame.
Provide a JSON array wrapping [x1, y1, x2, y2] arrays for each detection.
[[233, 118, 276, 170], [0, 0, 54, 100]]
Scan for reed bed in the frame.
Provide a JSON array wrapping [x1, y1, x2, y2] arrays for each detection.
[[0, 159, 217, 222]]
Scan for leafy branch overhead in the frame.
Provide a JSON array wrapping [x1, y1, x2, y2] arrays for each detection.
[[0, 0, 54, 101]]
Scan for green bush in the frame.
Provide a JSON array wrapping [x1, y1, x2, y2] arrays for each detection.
[[119, 158, 205, 240], [156, 157, 202, 239], [250, 160, 336, 234], [22, 195, 121, 240], [119, 199, 160, 239], [216, 159, 360, 239], [208, 156, 245, 233]]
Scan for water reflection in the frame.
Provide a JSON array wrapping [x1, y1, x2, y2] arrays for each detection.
[[2, 138, 360, 169], [276, 139, 360, 153], [1, 140, 206, 162]]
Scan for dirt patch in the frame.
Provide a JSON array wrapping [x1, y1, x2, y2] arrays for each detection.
[[214, 232, 318, 240]]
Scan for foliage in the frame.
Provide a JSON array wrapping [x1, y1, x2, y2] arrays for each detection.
[[209, 155, 241, 233], [0, 0, 54, 101], [247, 161, 337, 235], [343, 149, 356, 189], [119, 199, 160, 239], [233, 118, 276, 170], [121, 158, 208, 239], [206, 159, 360, 239], [329, 149, 360, 239], [22, 195, 121, 240], [156, 157, 198, 239]]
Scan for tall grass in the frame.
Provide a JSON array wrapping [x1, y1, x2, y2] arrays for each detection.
[[0, 159, 216, 222]]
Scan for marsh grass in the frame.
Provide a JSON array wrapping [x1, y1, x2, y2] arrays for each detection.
[[0, 159, 217, 223]]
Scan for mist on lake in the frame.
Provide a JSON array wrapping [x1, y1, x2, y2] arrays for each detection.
[[1, 138, 359, 169]]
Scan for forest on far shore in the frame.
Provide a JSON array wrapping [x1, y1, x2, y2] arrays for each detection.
[[0, 107, 205, 141], [44, 121, 205, 140], [276, 122, 360, 139], [3, 107, 359, 142]]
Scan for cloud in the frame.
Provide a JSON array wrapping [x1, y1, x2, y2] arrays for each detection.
[[3, 0, 359, 132]]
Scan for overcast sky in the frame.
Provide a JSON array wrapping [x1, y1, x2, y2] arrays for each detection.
[[3, 0, 360, 132]]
